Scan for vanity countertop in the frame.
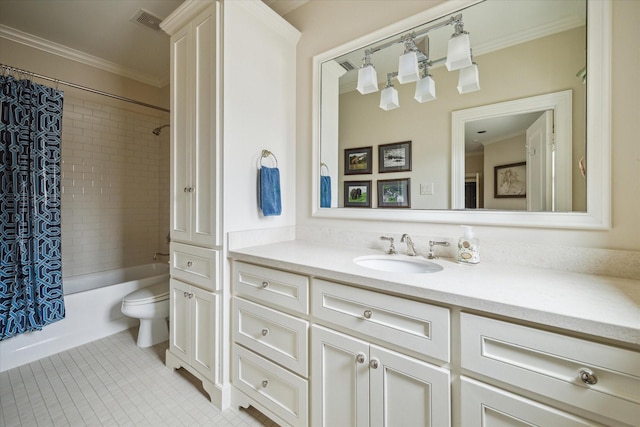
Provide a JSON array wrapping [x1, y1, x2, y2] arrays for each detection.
[[229, 240, 640, 347]]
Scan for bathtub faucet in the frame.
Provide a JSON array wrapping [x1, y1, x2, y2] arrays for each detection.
[[153, 252, 170, 261]]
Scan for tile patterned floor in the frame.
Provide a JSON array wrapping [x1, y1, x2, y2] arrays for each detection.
[[0, 329, 278, 426]]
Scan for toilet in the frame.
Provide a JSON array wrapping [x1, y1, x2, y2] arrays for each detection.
[[121, 281, 170, 348]]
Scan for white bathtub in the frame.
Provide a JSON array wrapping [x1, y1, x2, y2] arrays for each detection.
[[0, 263, 170, 372]]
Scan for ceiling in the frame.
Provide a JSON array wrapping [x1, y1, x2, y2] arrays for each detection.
[[0, 0, 307, 87]]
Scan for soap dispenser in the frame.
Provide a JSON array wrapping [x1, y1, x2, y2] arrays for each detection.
[[458, 225, 479, 264]]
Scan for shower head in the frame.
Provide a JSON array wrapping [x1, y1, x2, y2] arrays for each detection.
[[152, 124, 170, 135]]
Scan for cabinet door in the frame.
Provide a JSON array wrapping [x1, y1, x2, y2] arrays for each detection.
[[169, 279, 191, 363], [461, 377, 603, 426], [191, 286, 218, 383], [370, 344, 451, 427], [190, 8, 218, 247], [169, 25, 191, 243], [312, 325, 369, 427]]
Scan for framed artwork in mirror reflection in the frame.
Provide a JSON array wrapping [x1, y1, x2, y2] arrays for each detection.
[[344, 180, 371, 208], [378, 141, 411, 173], [494, 162, 526, 198], [344, 146, 372, 175], [378, 178, 411, 208]]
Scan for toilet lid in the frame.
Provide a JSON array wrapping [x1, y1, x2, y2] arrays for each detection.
[[122, 281, 169, 306]]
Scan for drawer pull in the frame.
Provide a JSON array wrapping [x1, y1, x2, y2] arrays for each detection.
[[261, 328, 269, 337], [363, 309, 372, 319], [369, 358, 379, 369], [261, 281, 269, 288], [261, 379, 269, 388], [356, 352, 366, 364], [187, 261, 193, 267], [579, 369, 598, 385]]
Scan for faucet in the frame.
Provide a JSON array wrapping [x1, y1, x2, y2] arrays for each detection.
[[153, 252, 170, 261], [380, 236, 396, 254], [427, 241, 450, 259], [401, 234, 417, 256]]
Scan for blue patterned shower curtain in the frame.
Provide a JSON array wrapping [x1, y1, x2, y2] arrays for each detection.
[[0, 75, 65, 340]]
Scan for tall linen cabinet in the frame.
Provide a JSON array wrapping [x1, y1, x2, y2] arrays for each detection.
[[161, 0, 300, 410]]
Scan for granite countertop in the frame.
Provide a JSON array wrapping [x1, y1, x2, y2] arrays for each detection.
[[229, 240, 640, 347]]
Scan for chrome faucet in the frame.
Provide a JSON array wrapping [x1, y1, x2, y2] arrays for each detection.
[[380, 236, 396, 254], [401, 234, 417, 256], [427, 241, 450, 259]]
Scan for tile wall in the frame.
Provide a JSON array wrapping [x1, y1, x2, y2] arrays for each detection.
[[60, 96, 170, 277]]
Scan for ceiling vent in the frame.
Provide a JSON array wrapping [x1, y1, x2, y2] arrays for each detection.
[[131, 9, 163, 31], [339, 60, 356, 72]]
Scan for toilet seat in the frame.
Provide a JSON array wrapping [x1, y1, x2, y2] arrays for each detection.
[[122, 282, 169, 306]]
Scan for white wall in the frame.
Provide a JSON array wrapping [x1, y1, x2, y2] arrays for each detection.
[[288, 0, 640, 253]]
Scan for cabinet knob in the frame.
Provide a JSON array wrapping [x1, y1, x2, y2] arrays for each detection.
[[188, 292, 194, 299], [261, 328, 269, 337], [187, 261, 193, 267], [261, 379, 269, 388], [355, 352, 366, 364], [261, 281, 269, 289], [183, 291, 189, 298], [184, 187, 189, 193], [363, 309, 372, 319], [369, 358, 380, 369], [579, 369, 598, 385]]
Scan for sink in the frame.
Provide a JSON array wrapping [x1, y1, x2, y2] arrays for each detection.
[[353, 255, 443, 274]]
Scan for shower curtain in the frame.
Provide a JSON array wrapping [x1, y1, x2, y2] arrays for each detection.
[[0, 75, 65, 340]]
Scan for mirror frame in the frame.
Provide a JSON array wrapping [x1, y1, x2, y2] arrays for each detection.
[[311, 0, 610, 229]]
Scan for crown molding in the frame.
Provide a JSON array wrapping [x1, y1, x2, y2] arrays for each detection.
[[0, 25, 167, 88]]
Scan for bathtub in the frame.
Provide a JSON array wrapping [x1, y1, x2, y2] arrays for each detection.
[[0, 263, 170, 372]]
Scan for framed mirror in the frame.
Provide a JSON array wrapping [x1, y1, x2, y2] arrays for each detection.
[[312, 0, 610, 229]]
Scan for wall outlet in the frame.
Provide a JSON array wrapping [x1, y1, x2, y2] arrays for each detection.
[[420, 183, 434, 195]]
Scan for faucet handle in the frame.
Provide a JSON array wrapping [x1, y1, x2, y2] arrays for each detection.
[[427, 240, 450, 259], [380, 236, 396, 254]]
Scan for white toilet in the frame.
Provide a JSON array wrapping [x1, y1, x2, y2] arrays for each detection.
[[121, 281, 170, 348]]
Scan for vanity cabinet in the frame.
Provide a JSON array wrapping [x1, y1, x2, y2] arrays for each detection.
[[460, 312, 640, 426], [312, 325, 451, 427]]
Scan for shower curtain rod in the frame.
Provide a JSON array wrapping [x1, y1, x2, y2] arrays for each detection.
[[1, 63, 170, 113]]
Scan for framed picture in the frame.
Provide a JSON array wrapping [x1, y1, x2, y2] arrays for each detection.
[[344, 180, 371, 207], [494, 162, 526, 198], [377, 178, 411, 208], [378, 141, 411, 173], [344, 146, 373, 175]]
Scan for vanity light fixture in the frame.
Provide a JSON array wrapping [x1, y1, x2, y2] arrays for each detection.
[[445, 20, 473, 71], [379, 73, 400, 111], [353, 13, 479, 111], [457, 60, 480, 94], [356, 50, 378, 95], [397, 35, 421, 84]]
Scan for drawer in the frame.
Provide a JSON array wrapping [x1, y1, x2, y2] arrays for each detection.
[[171, 243, 219, 291], [312, 279, 450, 363], [461, 376, 602, 426], [233, 262, 309, 315], [461, 313, 640, 426], [233, 344, 308, 427], [233, 297, 309, 377]]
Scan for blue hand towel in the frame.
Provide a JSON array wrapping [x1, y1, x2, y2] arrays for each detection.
[[320, 175, 331, 208], [259, 166, 282, 216]]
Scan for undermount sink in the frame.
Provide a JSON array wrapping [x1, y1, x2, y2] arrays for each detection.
[[353, 255, 443, 274]]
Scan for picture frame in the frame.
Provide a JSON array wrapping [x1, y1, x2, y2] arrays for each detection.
[[378, 141, 412, 173], [344, 180, 371, 207], [494, 162, 526, 198], [377, 178, 411, 208], [344, 146, 373, 175]]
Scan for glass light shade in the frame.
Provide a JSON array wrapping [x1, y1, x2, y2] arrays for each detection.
[[397, 51, 420, 84], [457, 63, 480, 94], [379, 86, 399, 111], [445, 33, 472, 71], [414, 75, 436, 103], [357, 65, 379, 94]]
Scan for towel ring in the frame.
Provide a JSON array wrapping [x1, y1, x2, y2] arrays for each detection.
[[257, 149, 278, 169], [321, 162, 330, 176]]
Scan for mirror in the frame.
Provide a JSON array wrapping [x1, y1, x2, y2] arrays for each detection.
[[312, 0, 610, 228]]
